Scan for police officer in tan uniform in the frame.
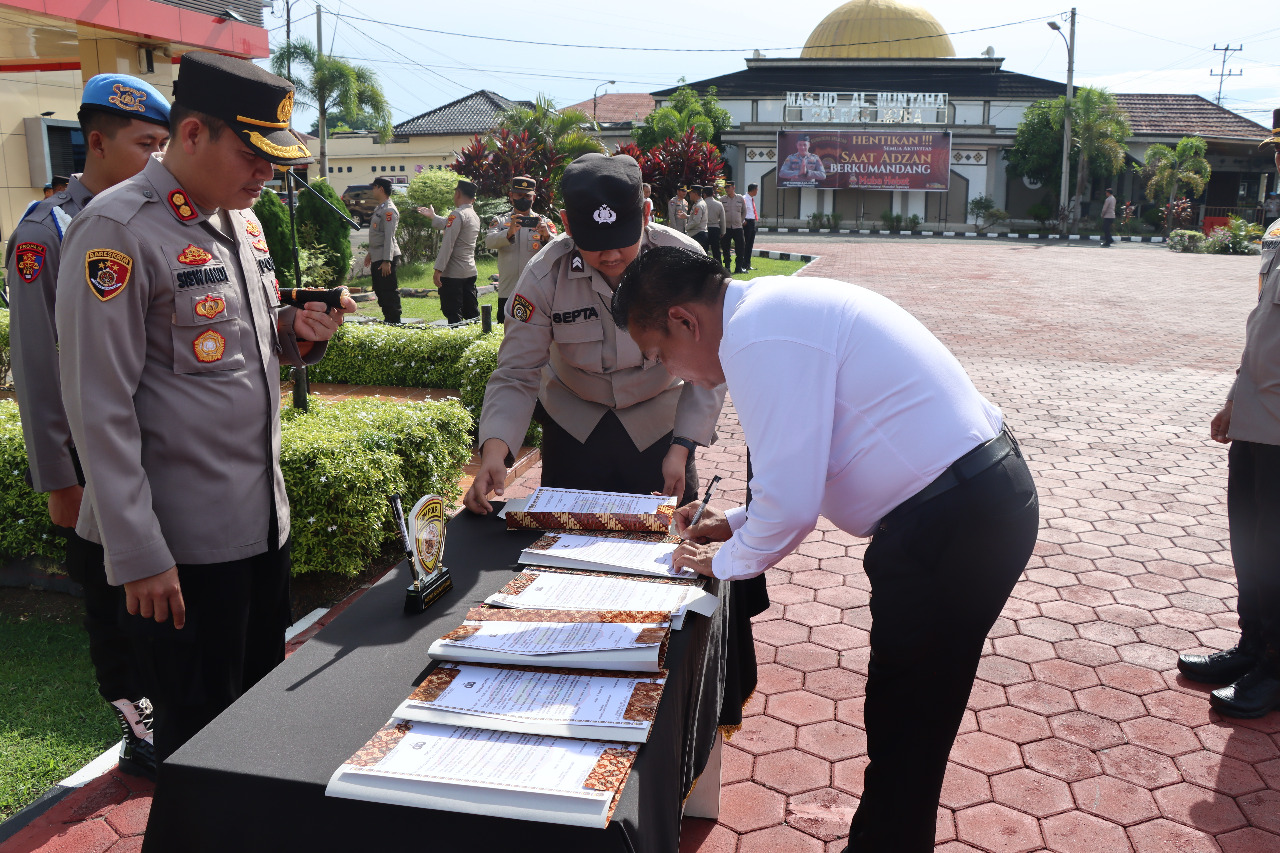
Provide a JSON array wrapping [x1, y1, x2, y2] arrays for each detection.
[[433, 179, 482, 324], [779, 135, 826, 184], [364, 176, 402, 323], [5, 73, 171, 779], [1177, 109, 1280, 719], [485, 175, 556, 317], [686, 185, 710, 255], [667, 185, 689, 234], [56, 51, 355, 762], [463, 154, 724, 513], [722, 181, 748, 274], [705, 184, 726, 268]]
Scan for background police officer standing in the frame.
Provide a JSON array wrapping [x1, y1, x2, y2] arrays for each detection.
[[686, 185, 710, 254], [705, 183, 726, 268], [485, 175, 556, 317], [4, 73, 170, 778], [56, 52, 354, 763], [667, 185, 688, 234], [722, 181, 748, 274], [364, 176, 402, 323], [433, 179, 481, 323]]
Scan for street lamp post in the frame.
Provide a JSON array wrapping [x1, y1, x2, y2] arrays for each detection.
[[593, 80, 615, 123], [1049, 10, 1077, 232]]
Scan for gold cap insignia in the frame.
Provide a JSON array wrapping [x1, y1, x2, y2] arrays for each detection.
[[108, 84, 146, 112], [277, 90, 294, 124]]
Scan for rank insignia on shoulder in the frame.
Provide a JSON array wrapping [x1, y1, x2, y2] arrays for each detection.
[[251, 239, 269, 253], [193, 329, 226, 363], [85, 249, 133, 301], [511, 294, 536, 323], [194, 294, 227, 320], [570, 252, 584, 272], [386, 211, 393, 221], [177, 244, 213, 265], [245, 220, 262, 237], [168, 190, 197, 221], [15, 242, 46, 283]]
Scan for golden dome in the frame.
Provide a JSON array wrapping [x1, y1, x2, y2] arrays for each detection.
[[802, 0, 956, 59]]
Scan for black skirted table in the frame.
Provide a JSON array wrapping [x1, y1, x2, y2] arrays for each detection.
[[141, 505, 757, 853]]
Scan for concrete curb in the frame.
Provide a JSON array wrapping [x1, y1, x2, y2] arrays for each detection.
[[758, 227, 1165, 243]]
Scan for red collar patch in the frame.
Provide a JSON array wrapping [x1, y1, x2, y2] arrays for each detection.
[[245, 220, 262, 237], [169, 190, 197, 221], [14, 242, 45, 283], [177, 244, 213, 265]]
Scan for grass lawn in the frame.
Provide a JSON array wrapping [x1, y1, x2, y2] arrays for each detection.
[[0, 591, 118, 820], [351, 255, 807, 323]]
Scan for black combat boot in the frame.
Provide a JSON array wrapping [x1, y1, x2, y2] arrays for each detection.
[[110, 697, 158, 780], [1210, 649, 1280, 719], [1177, 637, 1261, 685]]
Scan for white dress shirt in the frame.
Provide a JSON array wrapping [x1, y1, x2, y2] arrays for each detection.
[[711, 277, 1003, 581], [743, 193, 758, 220]]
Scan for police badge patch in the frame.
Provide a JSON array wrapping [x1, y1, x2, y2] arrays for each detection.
[[14, 242, 45, 283], [85, 249, 133, 301], [193, 329, 226, 363], [251, 239, 269, 253], [177, 244, 213, 265], [194, 294, 227, 320], [511, 294, 536, 323], [245, 220, 262, 237]]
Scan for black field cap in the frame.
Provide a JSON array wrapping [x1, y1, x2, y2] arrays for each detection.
[[457, 179, 478, 197], [562, 153, 643, 251], [173, 51, 313, 166], [1261, 108, 1280, 149], [511, 175, 537, 191]]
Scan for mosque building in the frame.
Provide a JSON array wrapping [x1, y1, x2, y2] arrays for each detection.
[[656, 0, 1271, 229]]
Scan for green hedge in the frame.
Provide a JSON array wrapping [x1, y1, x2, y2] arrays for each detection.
[[459, 333, 541, 448], [301, 323, 488, 389], [0, 308, 10, 384], [0, 402, 63, 563], [0, 397, 473, 577]]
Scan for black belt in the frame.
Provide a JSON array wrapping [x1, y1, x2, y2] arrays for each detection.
[[879, 428, 1021, 532]]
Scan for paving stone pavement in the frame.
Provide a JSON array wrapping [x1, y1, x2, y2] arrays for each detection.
[[5, 238, 1278, 851]]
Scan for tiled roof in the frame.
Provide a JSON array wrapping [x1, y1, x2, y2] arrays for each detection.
[[563, 93, 656, 124], [655, 62, 1067, 101], [392, 90, 533, 136], [1112, 93, 1267, 141]]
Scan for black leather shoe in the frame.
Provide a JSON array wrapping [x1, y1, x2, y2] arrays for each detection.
[[1211, 664, 1280, 719], [1178, 644, 1259, 684], [111, 697, 158, 780]]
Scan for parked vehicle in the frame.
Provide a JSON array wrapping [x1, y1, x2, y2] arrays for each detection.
[[341, 183, 406, 227]]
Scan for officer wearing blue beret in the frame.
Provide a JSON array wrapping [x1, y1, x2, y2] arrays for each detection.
[[3, 72, 171, 779]]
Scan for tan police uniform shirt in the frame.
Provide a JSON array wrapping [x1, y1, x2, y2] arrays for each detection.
[[706, 196, 726, 233], [479, 223, 724, 458], [3, 177, 93, 492], [667, 197, 688, 233], [485, 210, 556, 299], [56, 155, 326, 586], [722, 194, 747, 229], [368, 198, 401, 262], [779, 152, 826, 182], [1227, 217, 1280, 446], [434, 203, 480, 278], [687, 199, 708, 234]]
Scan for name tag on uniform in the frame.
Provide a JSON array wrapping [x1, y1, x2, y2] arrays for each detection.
[[552, 306, 600, 324]]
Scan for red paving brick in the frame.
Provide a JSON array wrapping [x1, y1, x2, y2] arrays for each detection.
[[12, 238, 1280, 851]]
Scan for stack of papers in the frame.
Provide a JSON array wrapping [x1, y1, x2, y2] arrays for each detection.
[[487, 568, 718, 630], [520, 532, 696, 580], [504, 487, 677, 533]]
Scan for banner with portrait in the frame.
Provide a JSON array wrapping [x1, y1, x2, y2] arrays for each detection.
[[775, 130, 952, 191]]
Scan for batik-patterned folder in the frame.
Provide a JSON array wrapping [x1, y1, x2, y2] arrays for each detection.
[[505, 487, 677, 533], [326, 718, 639, 828]]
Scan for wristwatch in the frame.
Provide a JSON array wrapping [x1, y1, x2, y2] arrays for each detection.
[[670, 437, 698, 453]]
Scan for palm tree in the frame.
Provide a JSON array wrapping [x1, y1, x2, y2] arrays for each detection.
[[1140, 136, 1212, 206], [1052, 87, 1130, 222], [631, 105, 714, 150], [500, 96, 605, 167], [270, 39, 392, 177]]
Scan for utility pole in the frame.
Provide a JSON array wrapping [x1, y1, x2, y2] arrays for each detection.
[[1211, 44, 1243, 106], [1049, 8, 1076, 231], [315, 4, 326, 178]]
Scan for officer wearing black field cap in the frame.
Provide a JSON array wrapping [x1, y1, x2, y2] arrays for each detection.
[[434, 178, 481, 323], [364, 176, 402, 323], [6, 72, 171, 779], [1177, 107, 1280, 718], [56, 50, 354, 764], [485, 174, 557, 317], [463, 153, 724, 515]]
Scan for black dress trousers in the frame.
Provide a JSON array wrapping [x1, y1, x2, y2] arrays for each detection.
[[724, 227, 746, 272], [707, 226, 723, 267], [743, 219, 757, 265], [439, 275, 479, 324], [845, 451, 1039, 853], [370, 258, 401, 324], [60, 528, 141, 702], [1226, 440, 1280, 654]]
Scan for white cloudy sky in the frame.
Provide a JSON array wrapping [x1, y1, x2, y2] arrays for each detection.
[[267, 0, 1277, 130]]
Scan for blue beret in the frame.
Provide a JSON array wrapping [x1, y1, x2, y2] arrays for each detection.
[[80, 74, 170, 127]]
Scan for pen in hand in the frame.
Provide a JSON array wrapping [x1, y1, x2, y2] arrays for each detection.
[[687, 475, 722, 532]]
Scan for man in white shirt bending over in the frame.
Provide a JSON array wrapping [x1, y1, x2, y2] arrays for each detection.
[[612, 246, 1039, 853]]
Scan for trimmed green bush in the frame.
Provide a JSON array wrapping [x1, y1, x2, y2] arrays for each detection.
[[1167, 230, 1205, 253], [252, 190, 296, 289], [0, 401, 63, 563], [301, 322, 488, 389], [0, 308, 10, 384], [459, 333, 541, 448]]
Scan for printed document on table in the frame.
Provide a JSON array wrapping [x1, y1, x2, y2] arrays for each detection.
[[520, 533, 695, 579], [394, 662, 665, 742], [440, 620, 663, 655], [486, 569, 718, 629], [523, 488, 675, 516]]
